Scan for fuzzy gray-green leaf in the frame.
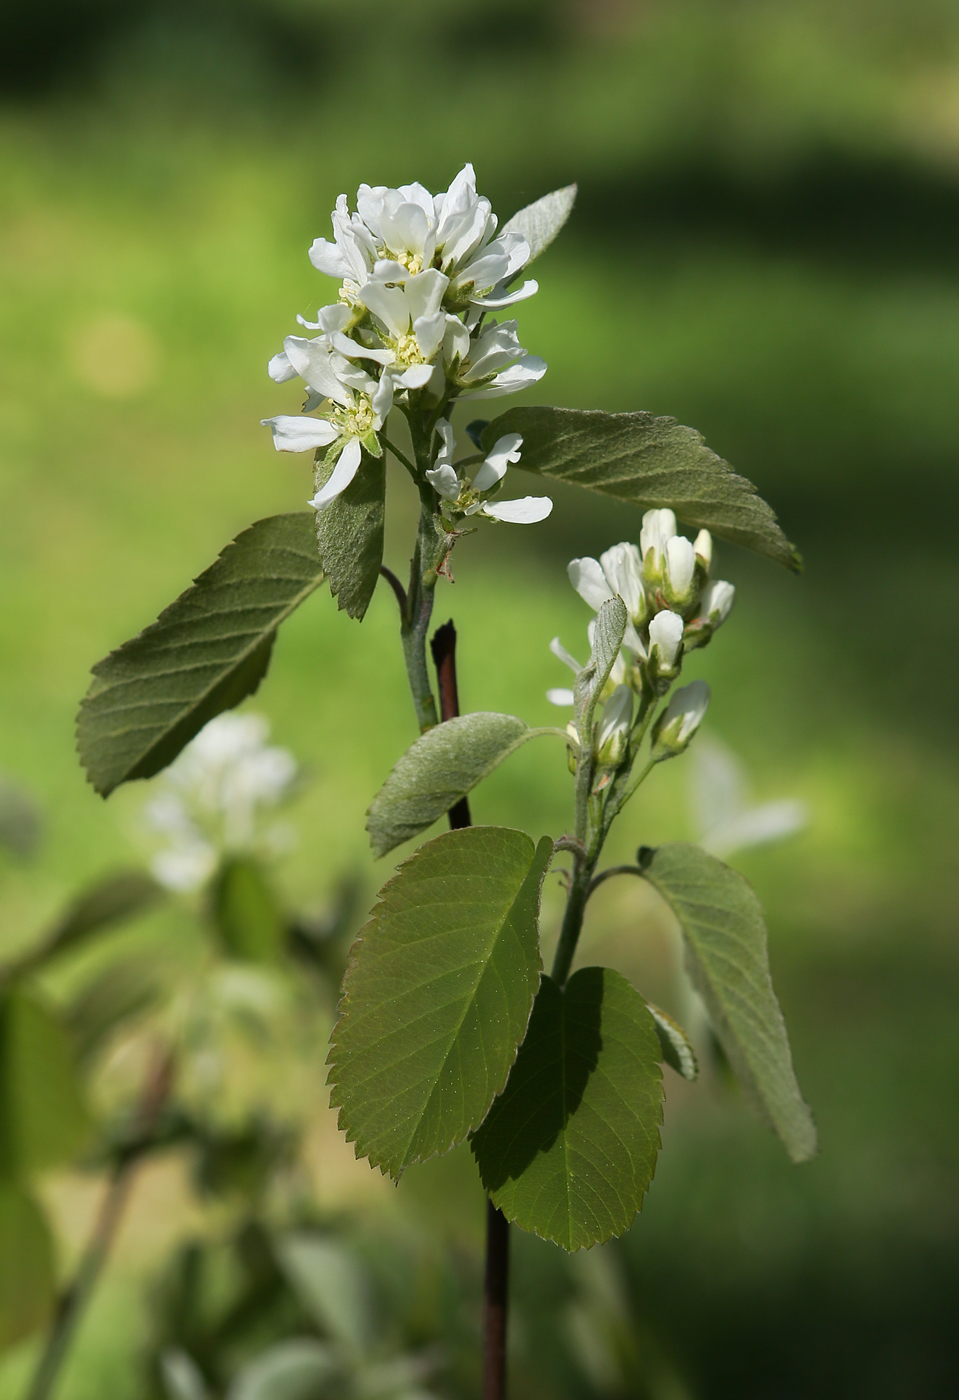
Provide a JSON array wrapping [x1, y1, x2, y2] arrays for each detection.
[[480, 406, 800, 572], [471, 967, 663, 1251], [500, 184, 577, 264], [366, 713, 531, 858], [641, 842, 816, 1162], [314, 448, 385, 621], [77, 514, 324, 797], [328, 827, 552, 1178], [575, 596, 627, 738]]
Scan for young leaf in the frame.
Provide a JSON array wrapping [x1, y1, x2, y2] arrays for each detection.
[[275, 1234, 370, 1352], [575, 596, 627, 738], [480, 407, 800, 572], [366, 713, 533, 858], [314, 448, 385, 621], [500, 183, 577, 264], [0, 1183, 55, 1349], [471, 968, 663, 1251], [77, 514, 324, 797], [328, 827, 553, 1178], [211, 857, 285, 964], [645, 1001, 698, 1081], [640, 842, 816, 1162], [0, 988, 90, 1177], [228, 1340, 338, 1400]]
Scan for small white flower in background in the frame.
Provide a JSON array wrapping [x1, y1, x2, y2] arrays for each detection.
[[144, 714, 298, 893], [652, 680, 711, 757], [425, 420, 552, 524], [690, 735, 807, 858]]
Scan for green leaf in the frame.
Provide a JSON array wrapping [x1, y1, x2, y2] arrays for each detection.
[[275, 1234, 370, 1352], [480, 407, 800, 572], [0, 988, 90, 1178], [36, 871, 162, 969], [211, 857, 285, 963], [0, 776, 41, 859], [314, 447, 385, 621], [575, 596, 627, 738], [328, 827, 553, 1178], [500, 183, 577, 264], [65, 958, 165, 1067], [471, 968, 663, 1251], [228, 1341, 338, 1400], [366, 713, 533, 858], [0, 1183, 55, 1350], [645, 1002, 698, 1081], [640, 842, 816, 1162], [77, 513, 324, 797]]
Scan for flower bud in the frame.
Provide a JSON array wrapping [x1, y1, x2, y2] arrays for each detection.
[[647, 609, 684, 678], [593, 684, 633, 768], [639, 508, 677, 583], [693, 529, 712, 570], [652, 680, 711, 758], [702, 579, 735, 624], [663, 535, 696, 608]]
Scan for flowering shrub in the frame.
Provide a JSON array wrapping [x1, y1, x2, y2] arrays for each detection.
[[77, 165, 813, 1393]]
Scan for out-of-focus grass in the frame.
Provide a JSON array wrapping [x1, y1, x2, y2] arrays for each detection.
[[2, 17, 959, 1392]]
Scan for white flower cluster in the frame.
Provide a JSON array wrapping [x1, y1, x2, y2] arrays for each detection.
[[547, 511, 736, 759], [425, 420, 552, 525], [261, 166, 547, 516], [144, 714, 297, 892]]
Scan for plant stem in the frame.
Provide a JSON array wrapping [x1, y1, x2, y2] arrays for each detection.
[[550, 858, 592, 987], [429, 618, 507, 1400], [400, 494, 442, 733], [25, 1049, 174, 1400], [483, 1199, 510, 1400]]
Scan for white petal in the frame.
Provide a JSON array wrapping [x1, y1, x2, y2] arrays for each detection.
[[648, 609, 684, 667], [371, 373, 394, 420], [546, 688, 575, 707], [599, 542, 644, 618], [268, 350, 298, 383], [482, 495, 552, 523], [393, 364, 435, 390], [331, 331, 393, 365], [665, 536, 696, 595], [426, 464, 460, 500], [433, 418, 455, 469], [412, 312, 446, 363], [568, 557, 614, 611], [472, 432, 523, 491], [462, 357, 547, 400], [359, 281, 410, 339], [405, 268, 449, 322], [283, 336, 349, 404], [308, 237, 351, 279], [371, 258, 411, 283], [550, 636, 582, 672], [471, 278, 539, 309], [308, 437, 363, 511], [261, 415, 338, 453]]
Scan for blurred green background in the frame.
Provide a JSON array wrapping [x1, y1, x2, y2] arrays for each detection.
[[1, 1, 958, 1396]]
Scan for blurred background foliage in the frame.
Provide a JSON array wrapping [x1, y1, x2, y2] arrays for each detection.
[[1, 1, 958, 1397]]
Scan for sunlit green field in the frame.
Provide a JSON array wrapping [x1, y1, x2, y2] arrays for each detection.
[[2, 5, 959, 1391]]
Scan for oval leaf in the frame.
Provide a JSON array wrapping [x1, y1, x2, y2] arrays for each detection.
[[77, 513, 324, 796], [0, 988, 90, 1177], [0, 1183, 55, 1349], [211, 857, 285, 964], [229, 1340, 338, 1400], [575, 596, 627, 736], [366, 713, 531, 858], [471, 967, 663, 1251], [480, 406, 800, 572], [328, 827, 553, 1178], [640, 842, 816, 1162], [314, 447, 385, 621], [500, 183, 577, 264]]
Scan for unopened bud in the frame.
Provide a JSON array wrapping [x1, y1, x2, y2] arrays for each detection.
[[593, 684, 633, 768], [693, 529, 712, 570], [663, 535, 696, 608], [639, 508, 677, 583], [702, 579, 735, 624], [652, 680, 710, 758], [648, 609, 684, 678]]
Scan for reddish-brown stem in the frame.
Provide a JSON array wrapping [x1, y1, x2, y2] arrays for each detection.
[[430, 619, 508, 1400]]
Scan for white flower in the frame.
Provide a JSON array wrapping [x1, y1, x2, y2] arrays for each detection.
[[690, 735, 807, 858], [693, 529, 712, 569], [546, 687, 575, 707], [594, 685, 633, 766], [664, 535, 696, 604], [447, 318, 546, 400], [701, 579, 735, 624], [352, 268, 450, 388], [648, 609, 684, 674], [145, 714, 297, 892], [568, 543, 647, 643], [262, 336, 394, 512], [310, 166, 537, 314], [653, 680, 711, 756], [425, 420, 551, 524]]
